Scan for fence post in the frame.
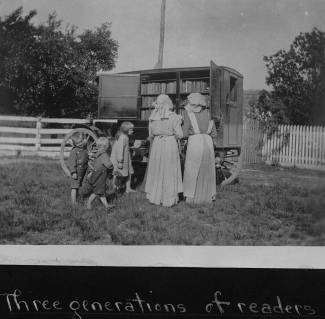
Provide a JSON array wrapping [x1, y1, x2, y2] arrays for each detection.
[[318, 126, 322, 166], [306, 125, 311, 168], [301, 125, 305, 166], [312, 125, 317, 168], [35, 117, 42, 152]]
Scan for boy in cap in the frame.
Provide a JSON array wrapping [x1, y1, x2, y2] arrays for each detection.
[[67, 132, 89, 205]]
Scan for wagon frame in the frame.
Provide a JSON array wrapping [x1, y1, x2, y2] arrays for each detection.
[[60, 60, 243, 187]]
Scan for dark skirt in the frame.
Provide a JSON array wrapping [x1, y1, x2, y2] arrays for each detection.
[[87, 169, 108, 196]]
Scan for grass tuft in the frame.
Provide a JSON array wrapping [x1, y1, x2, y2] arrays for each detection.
[[0, 158, 324, 245]]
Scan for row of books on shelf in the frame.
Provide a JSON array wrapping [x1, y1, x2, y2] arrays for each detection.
[[140, 110, 151, 121], [141, 96, 210, 109], [181, 80, 209, 93], [141, 80, 209, 95], [141, 96, 158, 109], [140, 104, 210, 120], [141, 82, 177, 94]]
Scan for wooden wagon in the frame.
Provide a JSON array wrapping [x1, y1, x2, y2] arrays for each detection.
[[60, 60, 243, 186]]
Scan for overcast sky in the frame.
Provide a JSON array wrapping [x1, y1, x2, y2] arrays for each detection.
[[1, 0, 325, 89]]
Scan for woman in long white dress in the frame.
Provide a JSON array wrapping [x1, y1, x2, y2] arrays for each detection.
[[145, 94, 183, 207], [183, 93, 217, 204]]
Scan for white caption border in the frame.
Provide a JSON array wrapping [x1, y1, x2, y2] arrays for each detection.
[[0, 246, 324, 268]]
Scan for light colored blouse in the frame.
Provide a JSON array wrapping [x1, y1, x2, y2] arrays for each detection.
[[149, 113, 183, 139]]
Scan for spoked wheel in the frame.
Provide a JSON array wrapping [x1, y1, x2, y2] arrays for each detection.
[[215, 150, 242, 187], [60, 128, 98, 177]]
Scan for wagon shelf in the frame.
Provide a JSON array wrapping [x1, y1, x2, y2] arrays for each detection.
[[60, 60, 244, 187]]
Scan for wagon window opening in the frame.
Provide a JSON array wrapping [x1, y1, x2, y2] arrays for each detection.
[[229, 76, 237, 102], [98, 74, 139, 119]]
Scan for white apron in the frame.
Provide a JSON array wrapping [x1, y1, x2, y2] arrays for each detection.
[[183, 111, 216, 199]]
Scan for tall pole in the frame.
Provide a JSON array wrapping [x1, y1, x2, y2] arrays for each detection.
[[155, 0, 166, 69]]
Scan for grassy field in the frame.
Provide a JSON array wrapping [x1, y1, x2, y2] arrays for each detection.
[[0, 157, 324, 245]]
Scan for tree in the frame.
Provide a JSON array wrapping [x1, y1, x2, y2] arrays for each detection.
[[246, 90, 289, 135], [264, 28, 325, 125], [0, 7, 118, 117]]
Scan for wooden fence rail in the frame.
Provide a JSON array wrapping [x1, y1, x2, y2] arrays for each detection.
[[0, 116, 89, 158], [0, 115, 325, 170]]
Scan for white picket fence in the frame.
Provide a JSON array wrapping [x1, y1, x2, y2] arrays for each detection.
[[0, 115, 89, 157], [262, 124, 325, 170], [0, 115, 324, 170], [242, 119, 325, 170]]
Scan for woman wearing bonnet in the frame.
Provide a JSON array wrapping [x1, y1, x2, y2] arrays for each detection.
[[144, 94, 183, 207], [182, 92, 217, 204]]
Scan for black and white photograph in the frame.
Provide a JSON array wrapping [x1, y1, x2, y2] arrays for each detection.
[[0, 1, 325, 319], [0, 0, 324, 248]]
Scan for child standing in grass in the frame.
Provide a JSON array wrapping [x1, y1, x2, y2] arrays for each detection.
[[86, 137, 115, 211], [68, 132, 88, 205], [110, 121, 136, 193]]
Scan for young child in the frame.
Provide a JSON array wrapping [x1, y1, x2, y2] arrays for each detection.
[[110, 121, 136, 193], [86, 137, 115, 211], [67, 132, 88, 205]]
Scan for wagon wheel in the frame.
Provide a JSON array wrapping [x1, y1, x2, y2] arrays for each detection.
[[60, 128, 98, 177], [216, 152, 242, 187]]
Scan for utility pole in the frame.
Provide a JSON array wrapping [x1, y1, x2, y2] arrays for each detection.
[[154, 0, 166, 69]]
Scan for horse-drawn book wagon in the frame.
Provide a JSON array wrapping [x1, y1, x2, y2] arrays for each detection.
[[60, 60, 243, 186]]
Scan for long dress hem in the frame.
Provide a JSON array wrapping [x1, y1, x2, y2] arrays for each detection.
[[183, 110, 216, 204], [144, 113, 183, 207]]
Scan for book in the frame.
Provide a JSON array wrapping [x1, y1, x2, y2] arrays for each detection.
[[141, 81, 176, 95]]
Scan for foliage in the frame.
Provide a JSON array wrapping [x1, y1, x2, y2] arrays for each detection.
[[246, 90, 289, 135], [263, 28, 325, 125], [0, 7, 118, 117], [0, 158, 324, 245]]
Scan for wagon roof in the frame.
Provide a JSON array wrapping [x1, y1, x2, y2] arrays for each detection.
[[97, 66, 243, 78]]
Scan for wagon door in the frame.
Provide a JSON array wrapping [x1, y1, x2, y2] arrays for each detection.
[[223, 70, 243, 147], [98, 74, 140, 119], [210, 60, 223, 145]]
